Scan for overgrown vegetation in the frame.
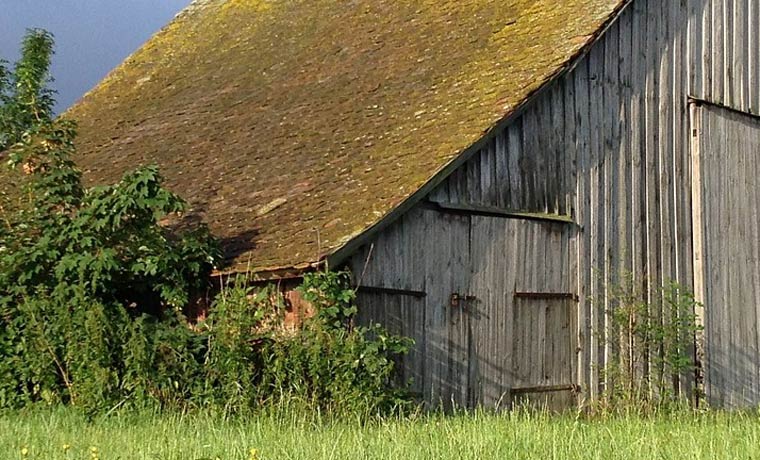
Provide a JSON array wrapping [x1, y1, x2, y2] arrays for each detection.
[[0, 29, 218, 412], [0, 29, 412, 416], [204, 273, 413, 415], [599, 273, 703, 412]]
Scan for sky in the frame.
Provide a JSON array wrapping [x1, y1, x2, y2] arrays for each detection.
[[1, 0, 193, 113]]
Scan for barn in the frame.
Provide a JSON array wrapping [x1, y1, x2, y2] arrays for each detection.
[[60, 0, 760, 409]]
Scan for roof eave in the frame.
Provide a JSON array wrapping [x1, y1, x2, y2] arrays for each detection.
[[211, 259, 326, 281]]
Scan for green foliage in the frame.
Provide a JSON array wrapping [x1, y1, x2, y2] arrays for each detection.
[[1, 122, 219, 309], [259, 271, 414, 414], [0, 29, 219, 412], [0, 270, 413, 414], [0, 30, 412, 417], [599, 273, 703, 412], [201, 272, 414, 415], [0, 120, 220, 409], [299, 271, 357, 328], [202, 281, 275, 411], [1, 30, 219, 312], [121, 311, 210, 410], [0, 28, 56, 151]]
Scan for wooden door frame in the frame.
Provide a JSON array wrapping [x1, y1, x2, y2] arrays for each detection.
[[688, 96, 760, 405], [688, 99, 708, 404]]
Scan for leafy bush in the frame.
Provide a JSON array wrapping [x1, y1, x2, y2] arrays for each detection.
[[200, 272, 414, 415], [257, 272, 414, 414], [0, 270, 414, 414], [0, 30, 211, 411], [0, 29, 413, 416], [202, 281, 275, 411], [0, 118, 219, 411]]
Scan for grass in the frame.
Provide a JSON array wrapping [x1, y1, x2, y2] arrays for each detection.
[[2, 407, 760, 459]]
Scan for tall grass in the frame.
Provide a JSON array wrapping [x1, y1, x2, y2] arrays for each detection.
[[3, 407, 760, 459]]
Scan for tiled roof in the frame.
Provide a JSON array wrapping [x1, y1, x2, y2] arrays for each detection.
[[60, 0, 627, 274]]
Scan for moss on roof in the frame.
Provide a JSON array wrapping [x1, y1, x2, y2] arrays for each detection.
[[59, 0, 626, 274]]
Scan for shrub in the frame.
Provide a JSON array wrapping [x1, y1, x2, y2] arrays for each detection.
[[0, 120, 219, 411], [0, 29, 413, 417], [257, 271, 414, 414], [0, 30, 216, 412], [202, 281, 275, 411], [203, 272, 414, 415]]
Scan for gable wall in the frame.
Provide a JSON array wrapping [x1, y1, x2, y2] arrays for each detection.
[[350, 0, 760, 405]]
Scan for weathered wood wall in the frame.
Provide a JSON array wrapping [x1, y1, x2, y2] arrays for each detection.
[[351, 0, 760, 407], [692, 102, 760, 408]]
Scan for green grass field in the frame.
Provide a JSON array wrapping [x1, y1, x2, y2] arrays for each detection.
[[2, 408, 760, 460]]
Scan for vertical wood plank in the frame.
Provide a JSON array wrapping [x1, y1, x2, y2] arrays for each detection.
[[712, 0, 725, 104], [495, 129, 510, 209], [688, 0, 705, 97], [588, 36, 606, 396], [689, 102, 707, 404], [603, 21, 620, 377], [550, 83, 565, 215], [507, 119, 523, 210], [572, 54, 593, 398]]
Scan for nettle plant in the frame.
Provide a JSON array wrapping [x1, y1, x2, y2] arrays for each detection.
[[205, 271, 415, 415], [0, 29, 413, 415]]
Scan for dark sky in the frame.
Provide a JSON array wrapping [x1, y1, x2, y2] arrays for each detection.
[[1, 1, 193, 113]]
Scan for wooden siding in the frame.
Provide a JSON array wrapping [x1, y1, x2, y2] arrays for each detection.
[[352, 0, 760, 407], [692, 102, 760, 408], [353, 208, 576, 409]]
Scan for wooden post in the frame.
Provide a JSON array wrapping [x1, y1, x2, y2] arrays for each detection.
[[688, 99, 707, 406]]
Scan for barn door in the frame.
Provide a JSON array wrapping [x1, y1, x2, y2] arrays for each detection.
[[352, 207, 578, 410], [691, 102, 760, 408], [468, 216, 577, 410]]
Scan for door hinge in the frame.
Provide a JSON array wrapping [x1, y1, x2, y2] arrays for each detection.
[[450, 292, 476, 309]]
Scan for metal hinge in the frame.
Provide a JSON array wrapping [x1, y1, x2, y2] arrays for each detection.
[[450, 292, 476, 309]]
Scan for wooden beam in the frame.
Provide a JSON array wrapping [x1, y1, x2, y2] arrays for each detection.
[[510, 384, 581, 395], [688, 95, 760, 120], [424, 201, 576, 225], [357, 285, 427, 298], [514, 291, 579, 302]]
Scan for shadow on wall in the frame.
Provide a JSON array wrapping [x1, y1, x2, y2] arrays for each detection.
[[707, 329, 760, 409]]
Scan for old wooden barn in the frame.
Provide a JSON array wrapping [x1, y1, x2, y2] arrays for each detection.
[[53, 0, 760, 409]]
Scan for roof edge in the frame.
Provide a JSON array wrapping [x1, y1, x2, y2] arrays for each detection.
[[60, 3, 206, 119], [211, 260, 325, 281], [325, 0, 634, 271]]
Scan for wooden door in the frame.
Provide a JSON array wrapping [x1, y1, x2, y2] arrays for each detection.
[[692, 102, 760, 408], [352, 208, 471, 409], [469, 216, 577, 410]]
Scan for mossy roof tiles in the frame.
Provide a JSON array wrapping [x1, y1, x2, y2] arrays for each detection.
[[60, 0, 627, 274]]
